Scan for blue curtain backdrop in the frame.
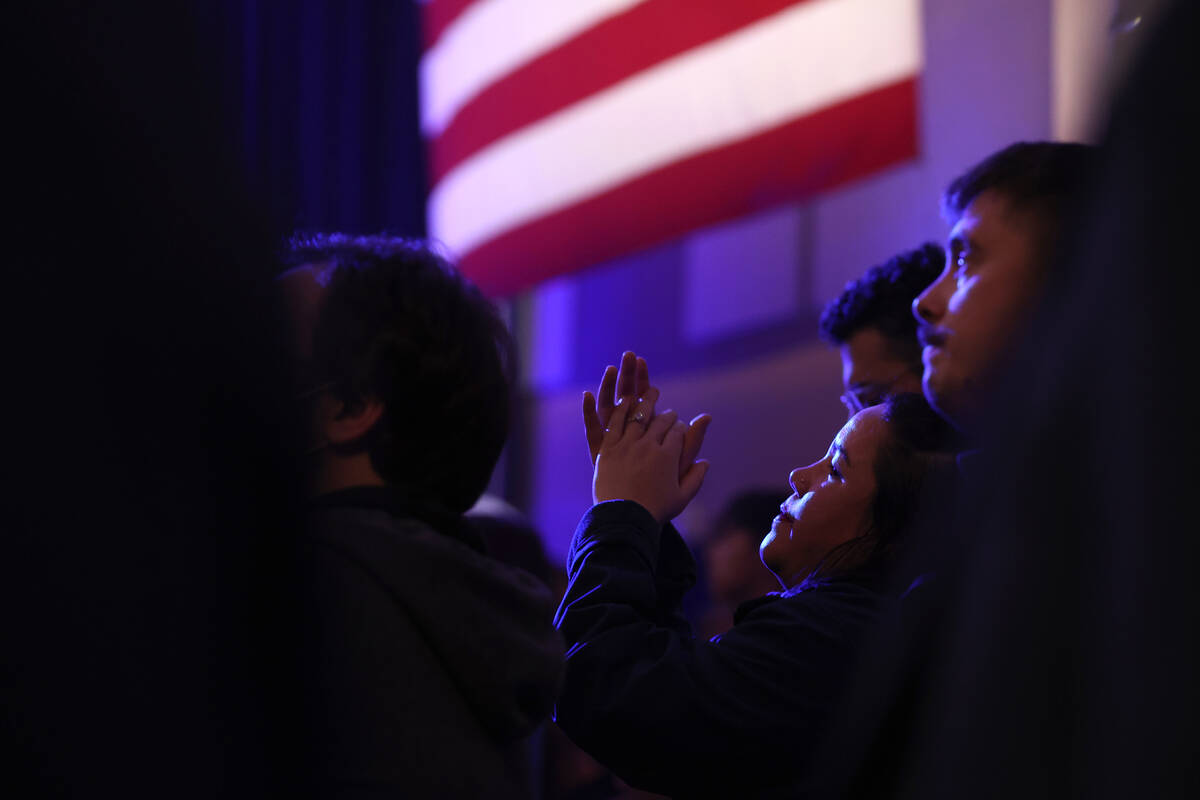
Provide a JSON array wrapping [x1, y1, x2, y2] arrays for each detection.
[[204, 0, 426, 241]]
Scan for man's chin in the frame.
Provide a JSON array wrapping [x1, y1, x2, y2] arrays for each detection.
[[922, 372, 966, 431]]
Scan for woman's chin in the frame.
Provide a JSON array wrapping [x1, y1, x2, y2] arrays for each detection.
[[759, 539, 785, 577], [758, 533, 776, 563]]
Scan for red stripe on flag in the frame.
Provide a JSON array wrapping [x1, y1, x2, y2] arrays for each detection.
[[428, 0, 815, 184], [423, 0, 477, 52], [457, 78, 918, 297]]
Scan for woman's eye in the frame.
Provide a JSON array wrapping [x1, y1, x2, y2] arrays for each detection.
[[829, 465, 842, 481]]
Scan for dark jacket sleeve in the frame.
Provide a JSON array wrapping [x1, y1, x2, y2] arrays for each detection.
[[553, 501, 886, 798]]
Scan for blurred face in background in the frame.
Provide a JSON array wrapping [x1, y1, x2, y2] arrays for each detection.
[[705, 524, 777, 606]]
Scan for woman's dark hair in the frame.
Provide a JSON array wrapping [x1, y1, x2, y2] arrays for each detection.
[[808, 393, 961, 584], [286, 233, 514, 513]]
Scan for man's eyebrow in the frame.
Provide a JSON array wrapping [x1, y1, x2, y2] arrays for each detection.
[[833, 443, 851, 467]]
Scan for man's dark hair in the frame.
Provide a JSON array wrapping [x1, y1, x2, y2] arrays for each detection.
[[286, 233, 513, 513], [942, 141, 1098, 245], [819, 242, 945, 365]]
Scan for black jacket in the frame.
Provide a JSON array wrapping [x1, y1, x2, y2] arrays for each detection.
[[553, 500, 900, 799], [298, 487, 564, 798]]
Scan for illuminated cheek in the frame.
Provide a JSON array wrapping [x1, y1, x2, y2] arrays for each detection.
[[791, 492, 815, 518], [947, 287, 971, 316]]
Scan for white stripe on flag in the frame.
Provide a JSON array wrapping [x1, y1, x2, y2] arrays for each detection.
[[421, 0, 650, 137], [429, 0, 921, 259]]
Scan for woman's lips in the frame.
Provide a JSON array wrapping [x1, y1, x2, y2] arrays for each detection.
[[918, 325, 949, 349]]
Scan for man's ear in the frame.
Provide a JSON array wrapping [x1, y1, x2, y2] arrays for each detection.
[[319, 394, 385, 445]]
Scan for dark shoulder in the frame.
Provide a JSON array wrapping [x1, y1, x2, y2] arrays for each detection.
[[712, 580, 900, 685], [734, 579, 895, 630], [306, 503, 436, 544], [307, 486, 489, 553]]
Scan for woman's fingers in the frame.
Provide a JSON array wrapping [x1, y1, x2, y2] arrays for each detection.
[[679, 413, 712, 473], [602, 397, 633, 447], [646, 409, 679, 445], [635, 356, 650, 399], [596, 364, 618, 425], [583, 391, 604, 466], [616, 351, 638, 399], [622, 387, 660, 440], [680, 459, 711, 502], [662, 418, 687, 448]]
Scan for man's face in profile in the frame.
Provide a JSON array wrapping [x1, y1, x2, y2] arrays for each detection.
[[913, 190, 1045, 430]]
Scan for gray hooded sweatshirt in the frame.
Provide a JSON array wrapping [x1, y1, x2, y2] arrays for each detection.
[[298, 487, 564, 799]]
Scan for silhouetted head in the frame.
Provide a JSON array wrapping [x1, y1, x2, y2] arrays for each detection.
[[279, 234, 513, 513]]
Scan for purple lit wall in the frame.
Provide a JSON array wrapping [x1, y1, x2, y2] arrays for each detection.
[[511, 0, 1056, 561]]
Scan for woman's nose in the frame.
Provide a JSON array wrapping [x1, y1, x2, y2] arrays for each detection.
[[789, 467, 808, 494]]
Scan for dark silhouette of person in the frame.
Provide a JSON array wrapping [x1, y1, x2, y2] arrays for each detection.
[[5, 3, 304, 795], [807, 3, 1199, 796], [278, 235, 564, 798]]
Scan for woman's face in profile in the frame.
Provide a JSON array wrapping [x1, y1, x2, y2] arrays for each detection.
[[759, 406, 889, 587]]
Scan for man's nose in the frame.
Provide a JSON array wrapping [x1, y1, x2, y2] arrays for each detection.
[[913, 270, 951, 323]]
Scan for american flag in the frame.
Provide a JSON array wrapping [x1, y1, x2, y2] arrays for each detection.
[[421, 0, 922, 296]]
